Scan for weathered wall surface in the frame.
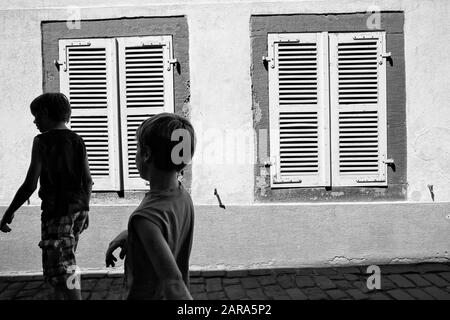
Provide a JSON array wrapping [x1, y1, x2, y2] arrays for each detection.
[[0, 204, 449, 273], [0, 0, 449, 270], [403, 0, 450, 203], [0, 0, 449, 204]]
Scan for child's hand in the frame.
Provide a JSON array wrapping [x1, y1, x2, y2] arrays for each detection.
[[105, 231, 128, 267], [0, 213, 14, 233]]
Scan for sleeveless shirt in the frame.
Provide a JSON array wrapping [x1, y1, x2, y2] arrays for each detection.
[[35, 129, 90, 222], [125, 182, 194, 299]]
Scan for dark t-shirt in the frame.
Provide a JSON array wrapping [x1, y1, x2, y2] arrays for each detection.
[[125, 182, 195, 300], [35, 129, 90, 221]]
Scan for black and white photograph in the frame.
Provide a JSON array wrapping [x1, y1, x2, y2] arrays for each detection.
[[0, 0, 449, 311]]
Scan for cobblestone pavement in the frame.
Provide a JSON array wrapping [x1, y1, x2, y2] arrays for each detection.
[[0, 263, 449, 300]]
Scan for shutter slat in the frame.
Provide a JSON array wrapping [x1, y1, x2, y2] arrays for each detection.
[[279, 75, 318, 79], [277, 41, 318, 107]]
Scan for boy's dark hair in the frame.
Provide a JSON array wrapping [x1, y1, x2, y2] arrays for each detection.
[[30, 93, 71, 122], [136, 113, 196, 172]]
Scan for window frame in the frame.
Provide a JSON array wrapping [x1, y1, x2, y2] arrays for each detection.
[[251, 12, 407, 202], [41, 17, 191, 193]]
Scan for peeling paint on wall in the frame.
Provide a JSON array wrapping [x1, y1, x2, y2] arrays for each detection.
[[183, 80, 191, 103], [179, 80, 191, 119], [329, 256, 367, 265], [256, 167, 269, 197], [252, 92, 262, 126], [181, 101, 191, 119]]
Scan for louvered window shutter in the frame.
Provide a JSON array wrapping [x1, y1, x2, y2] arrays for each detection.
[[329, 32, 388, 186], [268, 33, 330, 187], [59, 39, 121, 191], [117, 36, 175, 190]]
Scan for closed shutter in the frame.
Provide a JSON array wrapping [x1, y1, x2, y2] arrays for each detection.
[[59, 39, 120, 191], [117, 36, 175, 190], [268, 33, 330, 187], [329, 32, 388, 186]]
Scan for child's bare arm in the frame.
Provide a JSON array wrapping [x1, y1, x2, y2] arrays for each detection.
[[105, 230, 128, 267], [132, 216, 193, 300], [1, 138, 42, 232], [81, 155, 93, 201]]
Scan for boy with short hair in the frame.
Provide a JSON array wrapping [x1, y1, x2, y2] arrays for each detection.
[[0, 92, 92, 300], [105, 113, 196, 300]]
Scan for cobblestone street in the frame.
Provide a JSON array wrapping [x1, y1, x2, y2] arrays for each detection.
[[0, 263, 449, 300]]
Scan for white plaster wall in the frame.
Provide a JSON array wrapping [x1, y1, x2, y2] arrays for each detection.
[[1, 0, 449, 205], [0, 9, 43, 205], [191, 203, 450, 269], [403, 0, 450, 202], [0, 203, 448, 273]]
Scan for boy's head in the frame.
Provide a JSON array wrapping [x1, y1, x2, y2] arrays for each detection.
[[30, 93, 71, 132], [135, 113, 196, 176]]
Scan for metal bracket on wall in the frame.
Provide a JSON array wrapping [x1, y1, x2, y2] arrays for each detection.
[[54, 60, 63, 71], [214, 188, 226, 209]]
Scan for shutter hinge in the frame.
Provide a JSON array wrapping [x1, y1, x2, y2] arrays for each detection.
[[54, 60, 63, 71], [380, 52, 392, 65], [356, 179, 385, 183], [276, 179, 303, 184], [62, 41, 92, 72], [383, 158, 395, 171], [167, 58, 178, 71], [262, 55, 274, 69], [353, 35, 377, 40], [140, 41, 160, 46], [267, 156, 279, 181], [67, 41, 91, 47], [261, 159, 273, 168], [264, 39, 301, 69]]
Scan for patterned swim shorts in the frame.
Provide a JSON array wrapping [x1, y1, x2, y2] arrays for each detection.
[[38, 211, 88, 287]]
